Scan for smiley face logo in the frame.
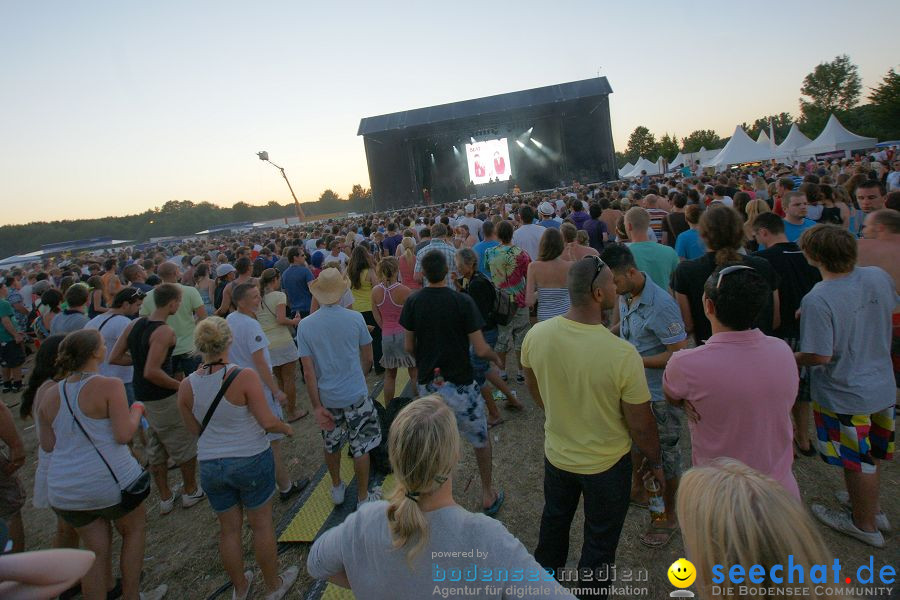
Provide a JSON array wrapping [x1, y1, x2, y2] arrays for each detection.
[[668, 558, 696, 588]]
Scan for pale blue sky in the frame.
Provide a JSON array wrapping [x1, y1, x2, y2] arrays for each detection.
[[1, 1, 897, 225]]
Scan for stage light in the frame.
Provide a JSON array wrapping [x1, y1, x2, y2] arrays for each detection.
[[531, 138, 543, 148], [516, 140, 525, 148], [470, 137, 476, 144], [527, 126, 533, 134], [453, 146, 459, 154], [430, 153, 435, 163]]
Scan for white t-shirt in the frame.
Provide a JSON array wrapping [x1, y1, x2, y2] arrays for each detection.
[[225, 312, 272, 371], [323, 252, 349, 269], [85, 313, 133, 383], [512, 224, 546, 261], [458, 215, 484, 240], [305, 239, 319, 254]]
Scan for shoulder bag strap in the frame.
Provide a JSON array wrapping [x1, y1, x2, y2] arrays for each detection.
[[199, 367, 242, 437], [62, 380, 120, 485], [97, 314, 117, 332]]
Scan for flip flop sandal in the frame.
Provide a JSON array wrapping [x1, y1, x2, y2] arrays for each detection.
[[483, 490, 505, 517], [639, 525, 678, 548], [794, 440, 817, 457], [287, 410, 309, 423], [488, 418, 505, 429]]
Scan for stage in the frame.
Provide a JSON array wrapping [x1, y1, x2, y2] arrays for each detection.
[[358, 78, 617, 211]]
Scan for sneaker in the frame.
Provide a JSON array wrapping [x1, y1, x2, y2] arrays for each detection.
[[232, 570, 254, 600], [1, 383, 11, 394], [140, 584, 168, 600], [11, 381, 22, 393], [811, 503, 884, 548], [331, 482, 346, 505], [264, 566, 299, 600], [515, 373, 525, 384], [279, 477, 311, 502], [182, 487, 206, 509], [359, 486, 383, 507], [159, 495, 176, 515], [833, 490, 892, 532]]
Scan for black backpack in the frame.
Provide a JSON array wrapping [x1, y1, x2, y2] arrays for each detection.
[[474, 271, 516, 327], [363, 396, 416, 476]]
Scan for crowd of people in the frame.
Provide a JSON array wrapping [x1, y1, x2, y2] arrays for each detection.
[[0, 152, 896, 599]]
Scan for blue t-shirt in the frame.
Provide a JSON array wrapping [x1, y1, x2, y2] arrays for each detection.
[[538, 220, 560, 229], [281, 264, 314, 313], [783, 218, 816, 243], [675, 228, 706, 261], [296, 305, 372, 409], [472, 240, 500, 277]]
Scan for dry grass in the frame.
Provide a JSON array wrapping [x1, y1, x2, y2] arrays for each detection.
[[10, 362, 898, 599]]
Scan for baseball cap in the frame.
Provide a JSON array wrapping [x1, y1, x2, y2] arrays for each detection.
[[190, 256, 203, 266], [216, 264, 236, 278], [538, 202, 555, 216], [464, 203, 475, 213]]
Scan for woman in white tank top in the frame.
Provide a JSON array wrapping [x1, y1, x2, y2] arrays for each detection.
[[176, 317, 298, 600], [37, 329, 167, 600]]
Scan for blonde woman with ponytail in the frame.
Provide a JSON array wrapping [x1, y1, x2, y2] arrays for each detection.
[[397, 236, 420, 290], [307, 395, 573, 599]]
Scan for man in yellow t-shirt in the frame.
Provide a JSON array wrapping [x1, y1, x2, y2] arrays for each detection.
[[521, 256, 663, 598]]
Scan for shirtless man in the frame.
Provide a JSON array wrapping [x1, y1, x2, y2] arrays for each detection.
[[858, 209, 900, 292]]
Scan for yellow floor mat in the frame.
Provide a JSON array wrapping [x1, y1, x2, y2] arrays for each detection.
[[278, 452, 355, 542], [374, 367, 410, 405], [321, 583, 355, 599]]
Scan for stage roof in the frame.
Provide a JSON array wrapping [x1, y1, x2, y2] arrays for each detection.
[[358, 77, 613, 136]]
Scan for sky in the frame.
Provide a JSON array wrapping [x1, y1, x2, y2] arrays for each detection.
[[1, 1, 898, 226]]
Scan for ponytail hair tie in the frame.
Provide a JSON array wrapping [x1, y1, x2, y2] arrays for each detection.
[[405, 491, 420, 503]]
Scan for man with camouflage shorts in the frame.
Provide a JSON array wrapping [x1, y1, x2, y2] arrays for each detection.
[[298, 268, 381, 507], [601, 245, 687, 549]]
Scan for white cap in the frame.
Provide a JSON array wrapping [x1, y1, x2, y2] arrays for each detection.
[[538, 202, 555, 216], [464, 203, 475, 213]]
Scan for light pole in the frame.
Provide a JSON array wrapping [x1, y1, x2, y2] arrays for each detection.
[[257, 151, 305, 221]]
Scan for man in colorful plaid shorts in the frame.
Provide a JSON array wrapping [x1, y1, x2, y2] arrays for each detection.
[[795, 224, 897, 548]]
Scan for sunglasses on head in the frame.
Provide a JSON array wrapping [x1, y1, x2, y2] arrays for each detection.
[[584, 255, 607, 289], [715, 264, 754, 288]]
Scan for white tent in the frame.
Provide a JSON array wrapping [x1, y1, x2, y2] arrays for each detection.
[[703, 126, 779, 170], [668, 152, 686, 169], [617, 162, 634, 178], [774, 124, 813, 161], [796, 114, 877, 157], [756, 130, 776, 150], [624, 157, 662, 177]]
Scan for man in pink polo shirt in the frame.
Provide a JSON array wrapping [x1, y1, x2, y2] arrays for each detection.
[[663, 264, 800, 499]]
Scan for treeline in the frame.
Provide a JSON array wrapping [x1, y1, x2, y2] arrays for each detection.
[[0, 185, 374, 258]]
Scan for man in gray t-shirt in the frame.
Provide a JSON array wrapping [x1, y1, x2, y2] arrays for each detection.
[[795, 225, 898, 548]]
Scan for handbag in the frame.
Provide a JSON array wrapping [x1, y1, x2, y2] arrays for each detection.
[[62, 382, 151, 512], [199, 367, 242, 437]]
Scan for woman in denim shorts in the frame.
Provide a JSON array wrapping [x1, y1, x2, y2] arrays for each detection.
[[177, 317, 299, 600]]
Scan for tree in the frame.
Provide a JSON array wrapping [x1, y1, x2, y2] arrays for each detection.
[[681, 130, 722, 153], [800, 54, 861, 114], [346, 184, 372, 212], [614, 151, 627, 168], [655, 133, 679, 162], [741, 113, 794, 143], [624, 126, 656, 162], [867, 68, 900, 140]]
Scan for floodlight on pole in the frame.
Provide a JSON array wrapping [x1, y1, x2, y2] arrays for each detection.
[[257, 151, 304, 221]]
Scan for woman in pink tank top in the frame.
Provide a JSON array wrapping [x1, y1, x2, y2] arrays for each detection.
[[371, 258, 417, 404]]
